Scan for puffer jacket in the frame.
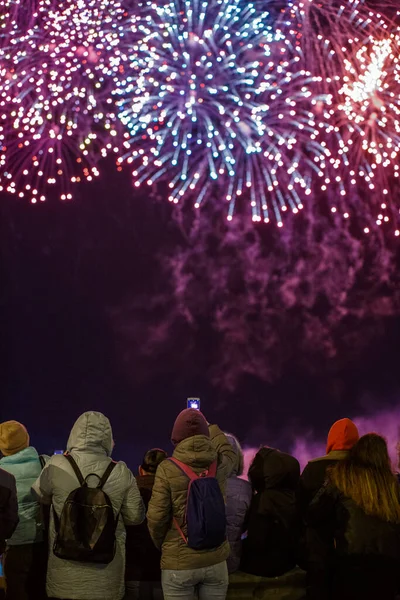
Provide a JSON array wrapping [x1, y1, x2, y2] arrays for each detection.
[[0, 447, 44, 545], [226, 477, 252, 573], [32, 412, 145, 600], [147, 424, 236, 570], [225, 434, 252, 574], [0, 468, 18, 550], [307, 484, 400, 600]]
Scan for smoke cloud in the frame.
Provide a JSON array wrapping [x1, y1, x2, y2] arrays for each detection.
[[111, 201, 400, 392], [242, 406, 400, 476]]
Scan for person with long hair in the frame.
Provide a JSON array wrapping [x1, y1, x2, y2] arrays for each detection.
[[306, 433, 400, 600]]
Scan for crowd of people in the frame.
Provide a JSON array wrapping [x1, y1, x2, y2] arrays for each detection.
[[0, 410, 400, 600]]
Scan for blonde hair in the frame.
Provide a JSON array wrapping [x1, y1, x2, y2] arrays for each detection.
[[330, 433, 400, 524]]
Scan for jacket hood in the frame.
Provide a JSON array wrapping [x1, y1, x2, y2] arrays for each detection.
[[326, 418, 359, 454], [225, 433, 244, 477], [249, 447, 300, 523], [173, 434, 217, 470], [67, 411, 113, 456], [0, 446, 39, 465], [249, 447, 300, 493]]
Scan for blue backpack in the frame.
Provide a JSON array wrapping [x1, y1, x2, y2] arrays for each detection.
[[168, 458, 226, 550]]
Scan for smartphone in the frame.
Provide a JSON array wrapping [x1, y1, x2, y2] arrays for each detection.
[[187, 397, 200, 410], [54, 450, 64, 455]]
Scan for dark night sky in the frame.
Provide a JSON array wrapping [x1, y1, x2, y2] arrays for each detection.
[[1, 161, 400, 470]]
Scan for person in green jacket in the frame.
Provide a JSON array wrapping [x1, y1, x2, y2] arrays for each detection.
[[0, 421, 47, 600], [147, 408, 236, 600]]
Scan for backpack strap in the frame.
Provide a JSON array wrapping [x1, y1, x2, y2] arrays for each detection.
[[98, 461, 117, 489], [173, 517, 188, 545], [65, 454, 85, 487], [39, 455, 46, 469], [167, 459, 192, 545], [167, 457, 199, 480], [168, 457, 217, 479], [207, 461, 217, 477]]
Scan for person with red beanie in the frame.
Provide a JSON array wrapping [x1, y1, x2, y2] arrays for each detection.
[[147, 408, 236, 600], [297, 418, 360, 514]]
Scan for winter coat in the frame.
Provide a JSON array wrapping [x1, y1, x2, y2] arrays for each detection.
[[0, 468, 18, 550], [241, 447, 301, 577], [298, 419, 359, 512], [125, 473, 161, 582], [226, 476, 252, 573], [306, 484, 400, 600], [147, 424, 236, 571], [297, 450, 349, 514], [0, 447, 45, 545], [224, 434, 252, 574], [32, 412, 145, 600]]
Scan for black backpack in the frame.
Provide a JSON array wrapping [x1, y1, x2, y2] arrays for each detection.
[[53, 454, 118, 564]]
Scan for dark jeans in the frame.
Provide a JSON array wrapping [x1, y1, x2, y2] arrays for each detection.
[[3, 542, 47, 600], [125, 580, 164, 599]]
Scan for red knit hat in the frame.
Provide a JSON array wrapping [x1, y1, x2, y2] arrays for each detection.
[[171, 409, 209, 446]]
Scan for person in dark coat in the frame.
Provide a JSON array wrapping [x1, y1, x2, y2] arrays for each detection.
[[224, 434, 252, 574], [240, 447, 301, 577], [0, 468, 18, 600], [125, 448, 168, 600], [306, 433, 400, 600], [298, 418, 359, 513], [0, 467, 18, 553]]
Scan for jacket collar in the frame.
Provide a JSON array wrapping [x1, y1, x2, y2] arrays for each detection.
[[309, 450, 349, 463]]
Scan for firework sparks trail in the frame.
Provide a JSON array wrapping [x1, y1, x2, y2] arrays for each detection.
[[0, 0, 399, 235], [0, 0, 126, 202]]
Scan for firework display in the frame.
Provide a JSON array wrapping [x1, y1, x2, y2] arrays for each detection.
[[333, 36, 400, 226], [115, 0, 317, 224], [0, 0, 399, 234], [0, 0, 126, 202]]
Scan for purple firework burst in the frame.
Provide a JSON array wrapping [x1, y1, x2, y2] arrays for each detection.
[[0, 0, 126, 202]]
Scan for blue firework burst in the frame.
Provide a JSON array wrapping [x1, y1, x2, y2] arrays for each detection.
[[114, 0, 330, 222]]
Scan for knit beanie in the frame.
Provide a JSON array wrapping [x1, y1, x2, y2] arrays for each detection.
[[0, 421, 30, 456], [171, 409, 209, 446]]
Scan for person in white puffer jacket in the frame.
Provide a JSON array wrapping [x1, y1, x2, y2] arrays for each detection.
[[33, 411, 145, 600]]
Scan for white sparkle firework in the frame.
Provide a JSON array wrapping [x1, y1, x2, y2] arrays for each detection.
[[114, 0, 331, 224]]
